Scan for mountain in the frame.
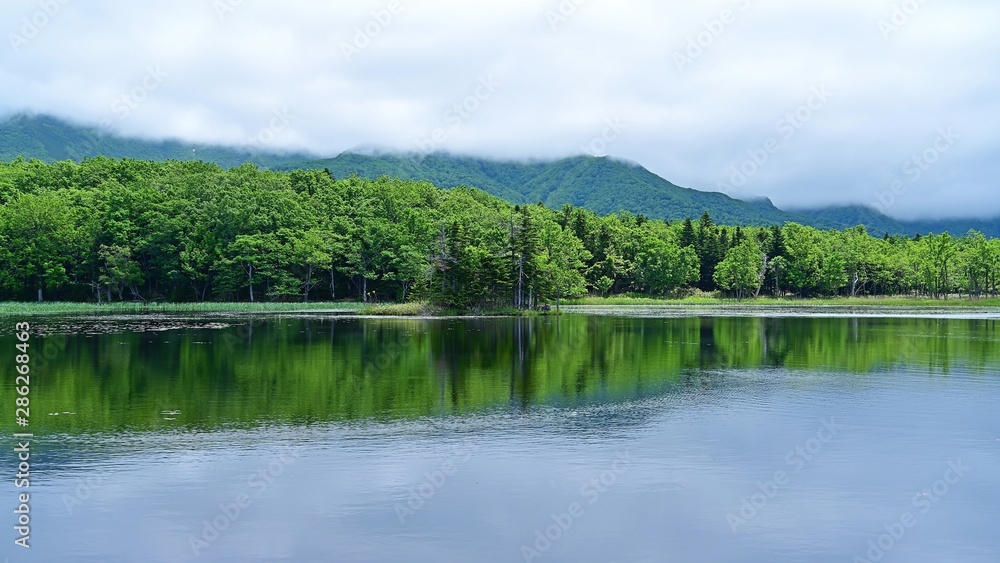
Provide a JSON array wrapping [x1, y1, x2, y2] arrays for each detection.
[[279, 152, 809, 227], [794, 206, 1000, 238], [280, 152, 1000, 236], [0, 113, 315, 169], [279, 152, 548, 204], [3, 113, 998, 236]]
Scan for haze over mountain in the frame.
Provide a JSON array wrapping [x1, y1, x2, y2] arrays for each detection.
[[0, 113, 315, 170], [3, 114, 998, 237]]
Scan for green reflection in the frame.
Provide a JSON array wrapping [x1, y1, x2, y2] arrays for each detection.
[[2, 315, 996, 432]]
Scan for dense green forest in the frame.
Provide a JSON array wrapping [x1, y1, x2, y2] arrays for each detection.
[[1, 157, 999, 307]]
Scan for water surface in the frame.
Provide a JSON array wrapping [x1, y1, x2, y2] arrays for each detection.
[[2, 314, 998, 562]]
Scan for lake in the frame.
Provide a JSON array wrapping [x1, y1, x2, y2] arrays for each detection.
[[2, 312, 999, 562]]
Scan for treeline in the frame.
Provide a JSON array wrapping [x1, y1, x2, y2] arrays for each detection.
[[1, 157, 998, 306]]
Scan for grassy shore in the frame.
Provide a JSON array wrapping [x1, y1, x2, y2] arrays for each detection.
[[0, 301, 364, 317], [0, 300, 554, 318], [357, 302, 558, 317], [564, 296, 1000, 308], [357, 302, 436, 316], [2, 296, 998, 318]]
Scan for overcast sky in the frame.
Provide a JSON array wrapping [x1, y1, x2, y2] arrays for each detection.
[[2, 0, 998, 220]]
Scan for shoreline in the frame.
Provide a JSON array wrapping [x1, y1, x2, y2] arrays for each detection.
[[2, 298, 999, 319]]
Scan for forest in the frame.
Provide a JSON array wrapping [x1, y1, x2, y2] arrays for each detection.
[[1, 157, 998, 308]]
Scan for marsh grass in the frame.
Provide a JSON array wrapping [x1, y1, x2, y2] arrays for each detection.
[[358, 302, 435, 316], [0, 301, 364, 317], [357, 302, 563, 317], [565, 295, 1000, 308], [5, 296, 996, 318]]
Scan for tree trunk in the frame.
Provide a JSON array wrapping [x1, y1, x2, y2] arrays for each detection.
[[330, 265, 336, 300], [37, 287, 43, 302], [517, 259, 525, 309], [304, 266, 312, 303], [755, 255, 768, 298]]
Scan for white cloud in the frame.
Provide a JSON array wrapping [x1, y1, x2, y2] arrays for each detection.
[[1, 0, 998, 219]]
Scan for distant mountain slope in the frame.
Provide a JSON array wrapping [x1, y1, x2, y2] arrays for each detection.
[[795, 206, 1000, 238], [281, 152, 812, 227], [519, 156, 805, 226], [3, 113, 998, 236], [792, 206, 907, 236], [0, 113, 315, 169], [286, 153, 1000, 236], [280, 152, 548, 203]]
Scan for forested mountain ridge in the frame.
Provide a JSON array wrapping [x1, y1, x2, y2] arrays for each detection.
[[791, 206, 1000, 240], [279, 152, 808, 227], [3, 113, 999, 237], [0, 113, 315, 169], [284, 153, 1000, 237]]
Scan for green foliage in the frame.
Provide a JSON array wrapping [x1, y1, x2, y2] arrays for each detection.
[[714, 238, 764, 299], [0, 158, 998, 306]]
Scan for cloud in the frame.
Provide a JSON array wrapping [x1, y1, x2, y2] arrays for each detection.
[[1, 0, 998, 220]]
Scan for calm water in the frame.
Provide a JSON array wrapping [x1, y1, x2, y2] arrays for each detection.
[[2, 313, 999, 562]]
